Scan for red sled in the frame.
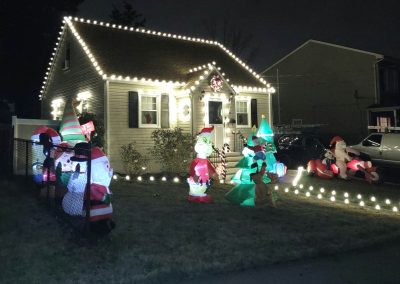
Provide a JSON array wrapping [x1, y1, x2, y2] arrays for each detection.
[[307, 159, 334, 179], [187, 195, 213, 203]]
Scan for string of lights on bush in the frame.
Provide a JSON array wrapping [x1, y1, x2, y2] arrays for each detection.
[[39, 16, 271, 100]]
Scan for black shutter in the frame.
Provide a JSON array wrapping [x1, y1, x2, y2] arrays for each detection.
[[161, 94, 169, 128], [251, 98, 258, 127], [128, 91, 138, 128]]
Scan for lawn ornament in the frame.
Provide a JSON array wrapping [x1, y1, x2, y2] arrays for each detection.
[[250, 162, 276, 207], [62, 142, 89, 216], [59, 99, 86, 145], [307, 136, 380, 183], [187, 126, 219, 203], [31, 126, 61, 184]]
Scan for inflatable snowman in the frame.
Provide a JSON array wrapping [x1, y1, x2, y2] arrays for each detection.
[[187, 126, 219, 203]]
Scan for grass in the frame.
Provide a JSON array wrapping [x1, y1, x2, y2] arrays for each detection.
[[1, 176, 400, 283]]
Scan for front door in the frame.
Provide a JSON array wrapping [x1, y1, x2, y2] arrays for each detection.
[[207, 100, 224, 149]]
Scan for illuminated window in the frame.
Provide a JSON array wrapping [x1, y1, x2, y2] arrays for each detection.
[[236, 99, 250, 127], [77, 91, 91, 113], [51, 98, 64, 120], [139, 95, 160, 127]]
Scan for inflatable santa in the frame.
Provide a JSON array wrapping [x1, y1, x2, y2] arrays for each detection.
[[330, 136, 352, 180], [187, 126, 219, 203]]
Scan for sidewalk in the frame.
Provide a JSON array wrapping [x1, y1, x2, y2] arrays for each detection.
[[181, 240, 400, 284]]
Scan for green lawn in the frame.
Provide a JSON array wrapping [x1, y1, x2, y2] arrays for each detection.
[[1, 176, 400, 283]]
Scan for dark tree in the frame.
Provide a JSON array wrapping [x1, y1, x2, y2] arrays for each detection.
[[0, 0, 84, 118], [109, 1, 145, 27], [203, 18, 259, 65]]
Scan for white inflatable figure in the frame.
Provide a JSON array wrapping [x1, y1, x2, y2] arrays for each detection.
[[330, 136, 352, 180], [62, 142, 89, 216], [89, 147, 113, 222]]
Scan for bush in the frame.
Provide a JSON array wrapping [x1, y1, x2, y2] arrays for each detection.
[[120, 142, 149, 175], [151, 128, 194, 175], [78, 112, 104, 148]]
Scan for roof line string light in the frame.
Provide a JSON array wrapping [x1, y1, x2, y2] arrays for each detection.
[[40, 16, 275, 100]]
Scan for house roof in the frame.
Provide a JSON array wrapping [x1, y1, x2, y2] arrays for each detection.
[[69, 18, 266, 88], [262, 39, 384, 73]]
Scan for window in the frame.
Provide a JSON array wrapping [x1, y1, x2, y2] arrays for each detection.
[[51, 98, 64, 120], [236, 100, 250, 127], [76, 91, 91, 114], [139, 95, 160, 127], [208, 101, 223, 124], [62, 42, 70, 70], [362, 134, 382, 147]]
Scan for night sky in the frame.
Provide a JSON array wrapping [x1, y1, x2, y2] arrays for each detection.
[[2, 0, 400, 118]]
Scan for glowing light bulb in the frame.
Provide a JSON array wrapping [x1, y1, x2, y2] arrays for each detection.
[[149, 176, 155, 181], [370, 196, 376, 202], [359, 201, 365, 207], [284, 188, 289, 193], [309, 186, 314, 191], [393, 206, 398, 212], [274, 185, 279, 190], [331, 190, 336, 196], [375, 204, 381, 210], [305, 192, 310, 197], [320, 188, 325, 193], [357, 194, 362, 200], [137, 176, 142, 181], [317, 194, 322, 199], [386, 199, 391, 205], [344, 199, 349, 204], [330, 196, 336, 202], [113, 174, 118, 180], [125, 175, 130, 181], [161, 176, 167, 182], [173, 177, 179, 183], [299, 184, 304, 189], [344, 192, 349, 198], [294, 189, 299, 195]]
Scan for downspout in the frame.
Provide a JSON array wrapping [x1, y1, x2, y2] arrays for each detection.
[[190, 92, 194, 137], [104, 80, 110, 154]]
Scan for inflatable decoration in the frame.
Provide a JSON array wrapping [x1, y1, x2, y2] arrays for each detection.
[[226, 115, 280, 207], [187, 126, 219, 203], [59, 99, 86, 144], [31, 126, 61, 184]]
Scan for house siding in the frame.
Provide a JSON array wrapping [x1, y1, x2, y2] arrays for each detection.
[[41, 27, 104, 122], [263, 41, 379, 143], [107, 81, 179, 173]]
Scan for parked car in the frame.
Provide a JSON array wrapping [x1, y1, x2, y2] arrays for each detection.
[[274, 134, 326, 169], [349, 133, 400, 167]]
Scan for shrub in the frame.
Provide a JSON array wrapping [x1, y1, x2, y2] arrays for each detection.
[[120, 142, 149, 175], [151, 128, 194, 175]]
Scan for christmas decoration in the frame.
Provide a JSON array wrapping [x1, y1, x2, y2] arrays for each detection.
[[187, 126, 219, 203], [59, 99, 86, 143], [210, 75, 223, 92]]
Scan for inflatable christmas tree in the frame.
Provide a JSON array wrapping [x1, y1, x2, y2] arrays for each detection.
[[257, 115, 277, 173]]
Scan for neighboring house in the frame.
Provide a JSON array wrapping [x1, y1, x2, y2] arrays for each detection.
[[262, 39, 400, 144], [40, 16, 275, 173]]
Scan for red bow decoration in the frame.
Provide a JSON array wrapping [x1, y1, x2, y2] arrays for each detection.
[[81, 121, 95, 141]]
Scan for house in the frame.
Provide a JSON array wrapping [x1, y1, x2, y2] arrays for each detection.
[[39, 16, 275, 173], [262, 40, 400, 144]]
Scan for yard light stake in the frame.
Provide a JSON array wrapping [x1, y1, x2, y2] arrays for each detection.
[[125, 175, 130, 181], [173, 177, 179, 183], [161, 176, 167, 182], [113, 174, 118, 180], [274, 185, 279, 190], [331, 190, 336, 196], [330, 196, 336, 202], [149, 176, 155, 181], [386, 199, 391, 205], [370, 196, 376, 202], [375, 204, 381, 210], [344, 192, 349, 198], [294, 189, 299, 195], [344, 199, 349, 204], [317, 194, 322, 199], [292, 166, 304, 187], [305, 192, 310, 197], [393, 207, 398, 212], [320, 188, 325, 193], [359, 201, 365, 207], [284, 188, 289, 193], [299, 184, 304, 189], [309, 186, 314, 191], [137, 176, 142, 181], [357, 194, 362, 200]]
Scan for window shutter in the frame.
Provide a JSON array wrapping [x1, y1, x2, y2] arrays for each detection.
[[161, 94, 169, 128], [128, 91, 138, 128], [251, 98, 258, 127]]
